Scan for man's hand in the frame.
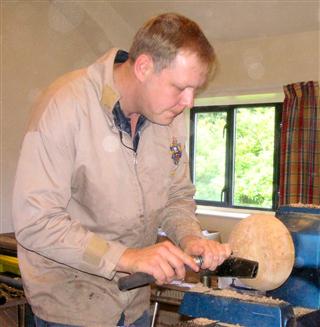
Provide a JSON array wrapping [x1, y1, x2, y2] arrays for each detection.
[[180, 235, 232, 271], [116, 241, 199, 285]]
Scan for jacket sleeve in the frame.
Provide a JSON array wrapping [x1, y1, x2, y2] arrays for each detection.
[[160, 113, 203, 245], [12, 88, 126, 280]]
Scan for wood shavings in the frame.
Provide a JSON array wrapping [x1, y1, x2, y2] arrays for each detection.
[[193, 318, 214, 323], [172, 318, 243, 327], [189, 283, 285, 305], [293, 306, 315, 317], [288, 203, 320, 208], [188, 317, 216, 326]]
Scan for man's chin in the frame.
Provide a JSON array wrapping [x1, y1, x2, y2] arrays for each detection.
[[149, 115, 175, 126], [154, 118, 174, 126]]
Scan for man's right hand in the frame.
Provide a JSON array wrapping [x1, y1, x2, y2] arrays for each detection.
[[116, 241, 199, 285]]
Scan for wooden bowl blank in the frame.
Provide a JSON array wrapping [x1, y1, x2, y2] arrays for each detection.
[[228, 214, 295, 291]]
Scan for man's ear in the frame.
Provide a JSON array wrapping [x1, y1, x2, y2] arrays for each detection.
[[133, 54, 154, 82]]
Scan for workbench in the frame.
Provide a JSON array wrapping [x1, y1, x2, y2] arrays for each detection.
[[0, 233, 34, 327]]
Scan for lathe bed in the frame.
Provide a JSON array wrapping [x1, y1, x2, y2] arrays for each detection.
[[151, 205, 320, 326]]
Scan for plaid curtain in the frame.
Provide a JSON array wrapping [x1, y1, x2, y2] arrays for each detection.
[[279, 81, 320, 205]]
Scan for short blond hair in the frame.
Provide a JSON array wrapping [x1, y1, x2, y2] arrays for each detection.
[[129, 13, 215, 71]]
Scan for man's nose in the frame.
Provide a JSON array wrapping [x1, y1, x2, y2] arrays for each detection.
[[180, 88, 195, 108]]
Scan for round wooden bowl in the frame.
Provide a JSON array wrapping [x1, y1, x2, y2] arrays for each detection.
[[228, 214, 295, 291]]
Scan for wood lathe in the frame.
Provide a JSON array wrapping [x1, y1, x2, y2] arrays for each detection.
[[179, 208, 320, 326], [121, 207, 319, 326]]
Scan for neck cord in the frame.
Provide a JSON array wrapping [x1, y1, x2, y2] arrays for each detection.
[[119, 130, 135, 152]]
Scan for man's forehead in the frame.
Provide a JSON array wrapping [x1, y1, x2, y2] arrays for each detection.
[[170, 50, 203, 66], [166, 56, 209, 87]]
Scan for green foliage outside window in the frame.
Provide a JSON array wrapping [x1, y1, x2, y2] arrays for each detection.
[[192, 105, 278, 210], [194, 112, 226, 201], [234, 107, 275, 208]]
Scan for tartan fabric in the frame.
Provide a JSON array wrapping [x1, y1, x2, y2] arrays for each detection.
[[279, 81, 320, 205]]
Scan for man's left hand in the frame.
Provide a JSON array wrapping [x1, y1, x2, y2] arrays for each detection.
[[180, 235, 232, 271]]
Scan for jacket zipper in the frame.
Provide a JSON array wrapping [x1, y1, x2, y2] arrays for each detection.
[[132, 140, 146, 236], [121, 130, 146, 232]]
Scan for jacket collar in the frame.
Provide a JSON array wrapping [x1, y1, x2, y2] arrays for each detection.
[[87, 48, 127, 114], [101, 49, 129, 111], [101, 85, 119, 112], [89, 49, 151, 133]]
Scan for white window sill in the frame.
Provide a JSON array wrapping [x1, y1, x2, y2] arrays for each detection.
[[196, 205, 275, 220]]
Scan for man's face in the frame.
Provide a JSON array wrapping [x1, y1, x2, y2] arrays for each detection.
[[138, 51, 209, 125]]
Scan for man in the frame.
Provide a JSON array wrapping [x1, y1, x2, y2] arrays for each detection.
[[12, 13, 231, 327]]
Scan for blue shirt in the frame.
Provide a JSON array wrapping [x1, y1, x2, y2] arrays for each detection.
[[112, 50, 146, 152]]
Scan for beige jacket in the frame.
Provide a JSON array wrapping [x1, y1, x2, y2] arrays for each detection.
[[12, 48, 202, 326]]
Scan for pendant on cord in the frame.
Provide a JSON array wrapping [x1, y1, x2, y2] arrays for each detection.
[[170, 137, 183, 165]]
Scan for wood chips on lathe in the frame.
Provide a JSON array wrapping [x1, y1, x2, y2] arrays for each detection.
[[190, 283, 285, 305]]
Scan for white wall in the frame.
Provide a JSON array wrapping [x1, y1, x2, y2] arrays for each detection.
[[203, 31, 319, 97], [1, 1, 319, 233], [196, 214, 241, 243]]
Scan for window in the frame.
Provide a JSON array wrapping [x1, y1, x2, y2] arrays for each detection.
[[189, 103, 282, 211]]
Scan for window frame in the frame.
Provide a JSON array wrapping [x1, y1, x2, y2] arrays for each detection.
[[189, 102, 282, 211]]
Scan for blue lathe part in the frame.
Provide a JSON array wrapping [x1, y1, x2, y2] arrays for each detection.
[[271, 207, 320, 309], [179, 291, 295, 327]]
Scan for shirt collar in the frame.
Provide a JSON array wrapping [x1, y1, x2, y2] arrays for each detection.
[[112, 102, 147, 136]]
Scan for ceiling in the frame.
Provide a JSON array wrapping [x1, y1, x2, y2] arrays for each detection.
[[106, 1, 319, 42], [50, 0, 320, 46]]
